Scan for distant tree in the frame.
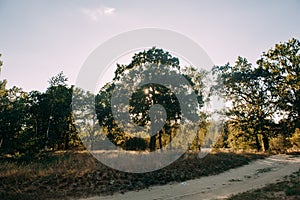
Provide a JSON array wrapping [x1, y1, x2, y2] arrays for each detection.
[[0, 56, 31, 156], [48, 71, 68, 87], [0, 54, 81, 157], [0, 71, 80, 154], [214, 121, 230, 149], [0, 53, 3, 74], [0, 81, 30, 155], [0, 80, 10, 151], [25, 90, 46, 153], [25, 72, 81, 153], [42, 72, 78, 150], [73, 87, 103, 150]]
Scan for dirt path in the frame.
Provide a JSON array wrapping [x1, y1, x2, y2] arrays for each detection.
[[80, 154, 300, 200]]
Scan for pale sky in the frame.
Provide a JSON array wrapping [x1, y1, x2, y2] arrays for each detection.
[[0, 0, 299, 92]]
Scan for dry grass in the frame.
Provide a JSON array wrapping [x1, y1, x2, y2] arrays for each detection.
[[228, 163, 300, 200], [0, 151, 98, 178], [0, 150, 267, 200]]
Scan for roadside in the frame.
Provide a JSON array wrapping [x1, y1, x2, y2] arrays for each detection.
[[228, 166, 300, 200], [80, 154, 300, 200], [0, 151, 265, 200]]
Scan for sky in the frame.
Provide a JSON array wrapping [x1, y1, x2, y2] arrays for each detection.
[[0, 0, 299, 92]]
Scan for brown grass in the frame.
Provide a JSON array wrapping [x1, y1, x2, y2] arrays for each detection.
[[227, 168, 300, 200], [0, 150, 267, 200]]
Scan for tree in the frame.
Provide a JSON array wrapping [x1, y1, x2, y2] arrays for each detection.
[[0, 80, 11, 151], [27, 72, 81, 153], [48, 71, 68, 87], [0, 53, 81, 157], [0, 53, 3, 74], [212, 57, 276, 151], [73, 87, 104, 150], [0, 55, 35, 157], [212, 38, 300, 152], [96, 47, 205, 151], [0, 82, 30, 155], [41, 72, 78, 150], [257, 38, 300, 135]]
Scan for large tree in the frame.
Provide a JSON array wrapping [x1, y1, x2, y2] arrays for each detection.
[[212, 57, 276, 151], [213, 38, 300, 151], [43, 72, 78, 150], [96, 47, 205, 151], [257, 38, 300, 135]]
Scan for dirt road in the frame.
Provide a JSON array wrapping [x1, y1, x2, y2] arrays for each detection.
[[80, 154, 300, 200]]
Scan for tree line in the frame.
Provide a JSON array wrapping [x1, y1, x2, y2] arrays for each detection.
[[0, 70, 82, 159], [0, 38, 299, 160], [213, 38, 300, 152]]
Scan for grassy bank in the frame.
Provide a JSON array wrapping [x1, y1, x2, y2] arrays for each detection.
[[228, 167, 300, 200], [0, 151, 266, 200]]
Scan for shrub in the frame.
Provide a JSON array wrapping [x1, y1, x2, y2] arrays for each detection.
[[290, 128, 300, 148], [269, 134, 291, 153], [124, 137, 148, 151]]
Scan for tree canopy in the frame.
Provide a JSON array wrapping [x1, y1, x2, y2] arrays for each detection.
[[95, 47, 206, 151], [214, 38, 300, 152], [0, 38, 299, 160]]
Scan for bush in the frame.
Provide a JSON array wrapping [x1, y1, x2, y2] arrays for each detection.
[[124, 137, 148, 151], [290, 128, 300, 148], [269, 134, 291, 153]]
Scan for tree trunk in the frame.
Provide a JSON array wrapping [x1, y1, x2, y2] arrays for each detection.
[[262, 134, 269, 151], [255, 134, 261, 151], [65, 132, 69, 150], [169, 128, 173, 150], [149, 135, 156, 152], [197, 135, 201, 152], [158, 130, 163, 149], [0, 138, 3, 149]]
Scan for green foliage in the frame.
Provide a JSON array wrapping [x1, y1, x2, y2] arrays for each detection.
[[213, 38, 300, 152], [214, 121, 230, 149], [0, 83, 30, 155], [257, 38, 300, 130], [48, 71, 68, 87], [124, 137, 149, 151], [44, 83, 74, 150], [96, 47, 206, 151], [269, 134, 291, 153], [290, 128, 300, 148], [285, 186, 300, 196], [212, 57, 275, 151], [0, 38, 299, 158], [0, 69, 81, 160], [113, 47, 180, 81]]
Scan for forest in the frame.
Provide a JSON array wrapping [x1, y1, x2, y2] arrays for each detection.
[[0, 38, 299, 161]]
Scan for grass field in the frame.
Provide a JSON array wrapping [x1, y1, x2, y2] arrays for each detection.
[[0, 150, 266, 200]]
